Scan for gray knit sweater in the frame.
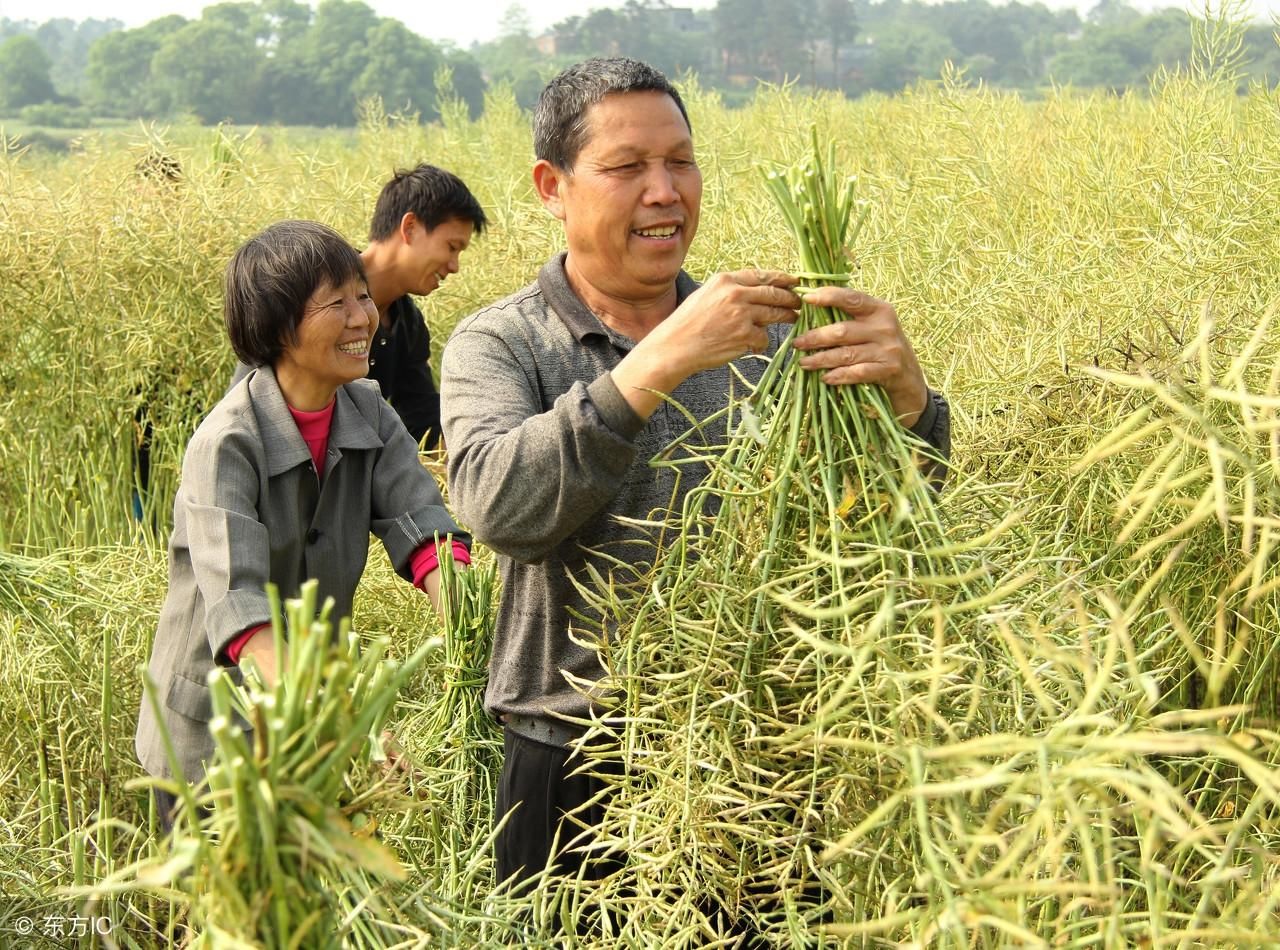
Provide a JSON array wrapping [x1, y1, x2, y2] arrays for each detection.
[[440, 253, 950, 744]]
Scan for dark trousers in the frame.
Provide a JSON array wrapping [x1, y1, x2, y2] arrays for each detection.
[[494, 729, 782, 945], [152, 785, 215, 836], [152, 787, 182, 835], [494, 727, 619, 891]]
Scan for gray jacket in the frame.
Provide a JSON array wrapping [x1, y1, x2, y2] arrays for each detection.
[[136, 366, 466, 782], [441, 254, 950, 745]]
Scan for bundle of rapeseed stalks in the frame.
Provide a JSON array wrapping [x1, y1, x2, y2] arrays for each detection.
[[549, 132, 996, 942], [403, 554, 504, 908], [100, 581, 439, 947], [546, 136, 1280, 947]]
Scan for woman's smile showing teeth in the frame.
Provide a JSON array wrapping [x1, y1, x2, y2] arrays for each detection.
[[338, 340, 369, 357]]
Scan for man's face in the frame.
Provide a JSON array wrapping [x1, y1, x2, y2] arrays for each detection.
[[551, 91, 702, 302], [403, 216, 475, 296]]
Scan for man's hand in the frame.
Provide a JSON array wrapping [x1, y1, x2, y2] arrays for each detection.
[[612, 269, 801, 419], [652, 269, 802, 374], [792, 288, 929, 428]]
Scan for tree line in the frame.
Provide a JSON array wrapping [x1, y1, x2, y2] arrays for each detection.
[[0, 1, 484, 126], [2, 0, 1278, 127]]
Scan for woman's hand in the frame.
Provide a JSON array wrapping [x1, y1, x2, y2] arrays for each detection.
[[418, 540, 469, 620], [239, 627, 286, 689], [422, 565, 444, 618]]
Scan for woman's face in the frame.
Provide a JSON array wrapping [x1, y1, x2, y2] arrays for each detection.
[[274, 275, 378, 408]]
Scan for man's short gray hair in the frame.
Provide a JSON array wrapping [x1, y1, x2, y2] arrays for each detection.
[[533, 57, 692, 171]]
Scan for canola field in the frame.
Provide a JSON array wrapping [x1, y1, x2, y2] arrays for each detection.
[[1, 33, 1278, 947]]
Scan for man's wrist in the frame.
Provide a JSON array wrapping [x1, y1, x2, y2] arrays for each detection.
[[888, 379, 929, 429], [611, 346, 689, 420], [904, 389, 938, 436]]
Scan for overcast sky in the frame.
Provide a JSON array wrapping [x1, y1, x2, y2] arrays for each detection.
[[1, 0, 1276, 49]]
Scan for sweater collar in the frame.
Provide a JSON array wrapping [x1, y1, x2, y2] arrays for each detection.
[[536, 251, 698, 344]]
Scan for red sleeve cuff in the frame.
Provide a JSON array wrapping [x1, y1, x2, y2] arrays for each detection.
[[224, 622, 270, 664], [411, 539, 472, 589]]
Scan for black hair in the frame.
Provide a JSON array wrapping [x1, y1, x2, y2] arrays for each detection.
[[533, 57, 692, 171], [224, 220, 365, 367], [367, 164, 488, 241]]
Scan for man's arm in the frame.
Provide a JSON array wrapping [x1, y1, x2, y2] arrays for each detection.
[[610, 270, 802, 419], [441, 270, 805, 563], [441, 327, 645, 564]]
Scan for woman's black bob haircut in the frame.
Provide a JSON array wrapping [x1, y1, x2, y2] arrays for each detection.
[[225, 219, 365, 367]]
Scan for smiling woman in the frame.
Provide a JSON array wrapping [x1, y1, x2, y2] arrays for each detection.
[[135, 220, 471, 824], [275, 277, 379, 411]]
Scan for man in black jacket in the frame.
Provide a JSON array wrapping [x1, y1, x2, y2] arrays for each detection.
[[358, 164, 487, 449]]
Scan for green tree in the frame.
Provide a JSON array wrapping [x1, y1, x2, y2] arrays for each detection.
[[1241, 24, 1280, 88], [33, 17, 120, 99], [201, 1, 258, 34], [578, 7, 626, 55], [0, 35, 56, 110], [265, 0, 380, 124], [445, 51, 487, 118], [85, 15, 187, 116], [473, 3, 543, 111], [819, 0, 858, 87], [860, 23, 957, 92], [931, 0, 1027, 83], [715, 0, 819, 83], [151, 18, 264, 122], [1047, 8, 1192, 91], [258, 0, 314, 51], [767, 0, 821, 82], [714, 0, 771, 79], [353, 20, 443, 120], [1087, 0, 1141, 27], [1047, 46, 1137, 89], [626, 0, 712, 77], [551, 1, 707, 78]]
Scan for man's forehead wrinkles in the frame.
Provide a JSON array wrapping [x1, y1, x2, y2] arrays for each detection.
[[589, 138, 695, 161]]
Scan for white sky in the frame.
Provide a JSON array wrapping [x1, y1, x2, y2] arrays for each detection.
[[0, 0, 1275, 49]]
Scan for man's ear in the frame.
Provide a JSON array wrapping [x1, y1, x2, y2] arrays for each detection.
[[532, 160, 567, 221], [398, 211, 422, 244]]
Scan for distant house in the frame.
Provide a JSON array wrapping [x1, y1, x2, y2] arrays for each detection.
[[538, 6, 712, 70], [534, 33, 558, 56], [660, 7, 711, 35]]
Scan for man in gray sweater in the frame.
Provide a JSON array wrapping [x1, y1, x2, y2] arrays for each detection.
[[440, 58, 950, 890]]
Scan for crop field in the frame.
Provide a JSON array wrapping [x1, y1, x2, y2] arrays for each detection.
[[1, 24, 1278, 949]]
